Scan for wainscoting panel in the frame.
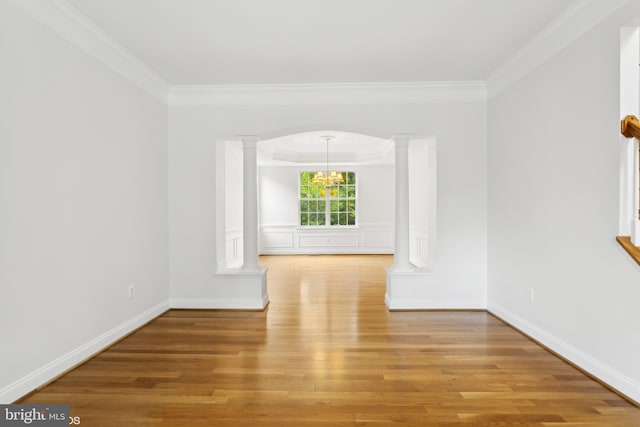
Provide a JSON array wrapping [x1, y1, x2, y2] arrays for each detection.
[[410, 227, 430, 268], [299, 234, 358, 248], [260, 224, 393, 254], [226, 228, 243, 267], [262, 231, 295, 249], [363, 228, 394, 248]]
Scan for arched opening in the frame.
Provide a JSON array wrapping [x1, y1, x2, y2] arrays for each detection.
[[258, 130, 395, 256], [214, 129, 437, 308]]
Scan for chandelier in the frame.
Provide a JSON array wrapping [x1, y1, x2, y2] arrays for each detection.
[[313, 135, 344, 188]]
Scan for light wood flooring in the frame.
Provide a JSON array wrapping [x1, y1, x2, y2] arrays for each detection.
[[21, 255, 640, 426]]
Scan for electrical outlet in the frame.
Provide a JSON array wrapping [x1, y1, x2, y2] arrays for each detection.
[[128, 284, 135, 299], [527, 288, 535, 302]]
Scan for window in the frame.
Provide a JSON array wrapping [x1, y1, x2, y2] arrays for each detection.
[[617, 27, 640, 264], [299, 171, 356, 226]]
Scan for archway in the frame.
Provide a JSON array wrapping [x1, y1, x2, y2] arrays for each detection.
[[214, 129, 436, 309]]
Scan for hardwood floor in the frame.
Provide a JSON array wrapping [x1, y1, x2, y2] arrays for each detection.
[[21, 255, 640, 426]]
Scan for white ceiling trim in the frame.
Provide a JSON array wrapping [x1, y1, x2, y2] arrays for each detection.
[[9, 0, 169, 102], [12, 0, 626, 106], [168, 81, 487, 106], [486, 0, 630, 98]]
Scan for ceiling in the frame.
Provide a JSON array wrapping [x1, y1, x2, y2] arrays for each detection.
[[59, 0, 578, 164], [65, 0, 577, 86], [257, 131, 394, 166]]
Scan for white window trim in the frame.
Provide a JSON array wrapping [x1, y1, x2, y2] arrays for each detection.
[[297, 169, 358, 227], [619, 27, 640, 243]]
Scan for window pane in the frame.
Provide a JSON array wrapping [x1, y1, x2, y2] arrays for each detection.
[[348, 200, 356, 225], [300, 172, 310, 185], [300, 171, 356, 227]]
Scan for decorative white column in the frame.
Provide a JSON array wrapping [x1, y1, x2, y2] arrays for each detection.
[[392, 135, 412, 271], [208, 136, 268, 310], [386, 134, 433, 310], [241, 136, 260, 271]]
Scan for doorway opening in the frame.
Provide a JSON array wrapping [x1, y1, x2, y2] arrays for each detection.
[[214, 130, 437, 307]]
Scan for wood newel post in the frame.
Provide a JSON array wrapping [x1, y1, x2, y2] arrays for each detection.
[[621, 115, 640, 139]]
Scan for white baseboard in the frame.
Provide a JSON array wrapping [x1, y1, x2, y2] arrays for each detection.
[[171, 297, 269, 310], [488, 302, 640, 405], [0, 301, 170, 404], [387, 298, 485, 310]]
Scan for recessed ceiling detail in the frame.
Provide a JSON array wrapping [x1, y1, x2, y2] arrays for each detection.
[[257, 131, 394, 166]]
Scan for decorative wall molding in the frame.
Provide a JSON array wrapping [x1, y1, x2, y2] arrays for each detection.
[[410, 227, 431, 269], [487, 0, 630, 98], [168, 81, 487, 106], [0, 301, 170, 404], [225, 228, 243, 268], [9, 0, 169, 102], [488, 302, 640, 405], [11, 0, 629, 105], [260, 223, 393, 255]]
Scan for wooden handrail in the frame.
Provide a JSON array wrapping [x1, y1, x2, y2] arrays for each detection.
[[621, 115, 640, 139]]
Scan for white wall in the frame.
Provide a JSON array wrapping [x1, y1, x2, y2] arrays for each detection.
[[258, 165, 395, 254], [0, 2, 169, 403], [169, 101, 487, 308], [487, 2, 640, 403]]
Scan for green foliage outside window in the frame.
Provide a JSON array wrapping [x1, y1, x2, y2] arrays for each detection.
[[299, 171, 356, 226]]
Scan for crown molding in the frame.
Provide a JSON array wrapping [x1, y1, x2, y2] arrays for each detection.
[[9, 0, 169, 103], [168, 81, 487, 106], [17, 0, 621, 105], [487, 0, 630, 99]]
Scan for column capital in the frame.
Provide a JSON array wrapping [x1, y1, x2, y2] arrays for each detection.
[[392, 134, 412, 147], [240, 136, 259, 149]]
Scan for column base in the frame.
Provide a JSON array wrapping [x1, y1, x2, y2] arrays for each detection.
[[385, 267, 435, 310], [204, 267, 269, 309]]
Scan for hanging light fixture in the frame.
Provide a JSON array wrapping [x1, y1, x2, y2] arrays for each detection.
[[313, 135, 344, 188]]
